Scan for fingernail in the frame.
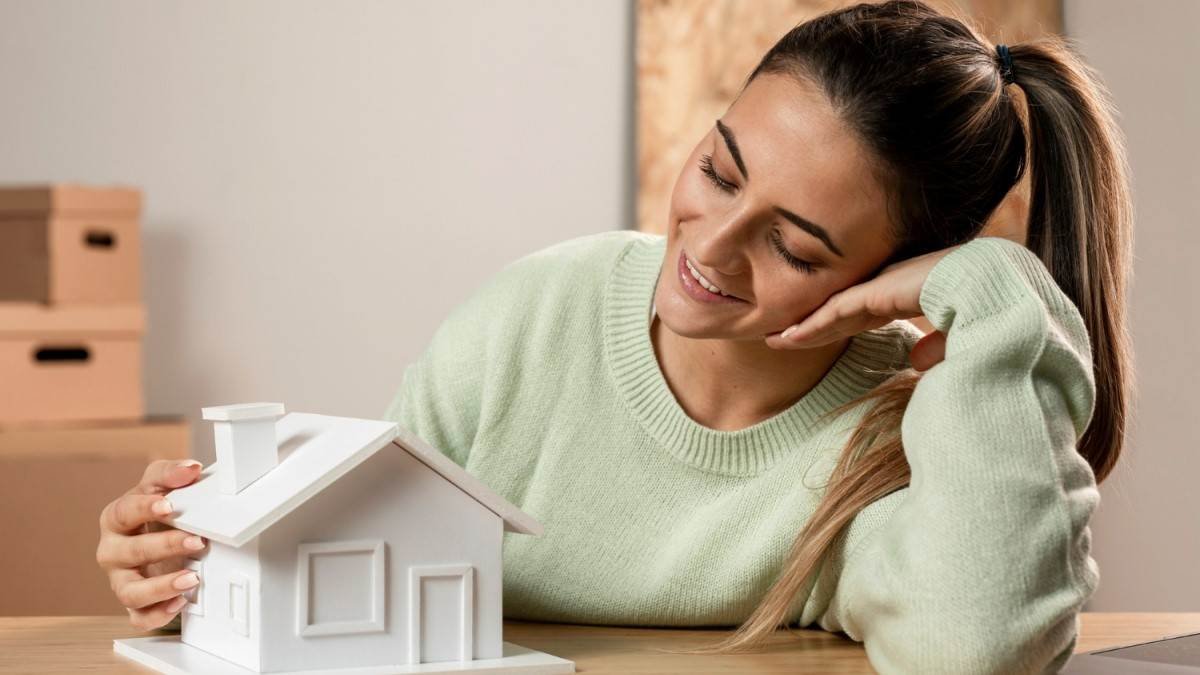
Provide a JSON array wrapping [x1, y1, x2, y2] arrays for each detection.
[[183, 536, 206, 551], [173, 572, 200, 590], [177, 459, 202, 469], [152, 498, 173, 516], [781, 325, 799, 340], [166, 595, 189, 613]]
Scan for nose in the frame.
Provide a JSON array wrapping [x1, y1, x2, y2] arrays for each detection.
[[686, 210, 752, 277]]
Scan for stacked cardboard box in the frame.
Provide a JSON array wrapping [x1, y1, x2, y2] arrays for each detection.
[[0, 184, 190, 615]]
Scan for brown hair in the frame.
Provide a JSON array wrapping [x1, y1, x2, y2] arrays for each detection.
[[681, 0, 1133, 654]]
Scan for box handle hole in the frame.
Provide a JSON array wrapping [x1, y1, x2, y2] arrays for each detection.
[[84, 230, 116, 248], [33, 346, 91, 363]]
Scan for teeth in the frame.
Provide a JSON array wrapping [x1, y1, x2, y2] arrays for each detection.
[[685, 258, 730, 296]]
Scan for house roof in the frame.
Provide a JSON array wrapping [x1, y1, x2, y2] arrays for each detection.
[[165, 412, 543, 547]]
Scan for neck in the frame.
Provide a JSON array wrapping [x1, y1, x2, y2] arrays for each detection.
[[650, 314, 851, 432]]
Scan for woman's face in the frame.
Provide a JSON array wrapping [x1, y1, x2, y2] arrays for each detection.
[[655, 72, 899, 342]]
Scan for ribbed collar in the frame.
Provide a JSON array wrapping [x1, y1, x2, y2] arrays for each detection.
[[602, 233, 920, 477]]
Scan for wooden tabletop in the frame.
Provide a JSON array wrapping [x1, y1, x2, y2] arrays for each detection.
[[3, 614, 1199, 674]]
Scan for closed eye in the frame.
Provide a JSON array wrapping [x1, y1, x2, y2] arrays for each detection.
[[770, 228, 817, 274], [701, 150, 817, 274], [699, 154, 736, 193]]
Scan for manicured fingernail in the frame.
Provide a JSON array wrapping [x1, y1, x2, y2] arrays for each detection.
[[166, 595, 189, 612], [177, 459, 202, 469], [781, 325, 799, 339], [183, 536, 205, 551], [152, 498, 173, 516], [173, 572, 199, 590]]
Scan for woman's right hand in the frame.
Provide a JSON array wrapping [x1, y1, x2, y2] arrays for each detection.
[[96, 459, 209, 630]]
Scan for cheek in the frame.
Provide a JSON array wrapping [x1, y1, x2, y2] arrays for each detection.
[[753, 271, 836, 324]]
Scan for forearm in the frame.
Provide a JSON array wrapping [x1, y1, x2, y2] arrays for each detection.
[[823, 238, 1099, 674]]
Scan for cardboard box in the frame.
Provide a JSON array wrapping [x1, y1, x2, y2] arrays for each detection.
[[0, 303, 144, 426], [0, 184, 142, 304], [0, 417, 190, 616]]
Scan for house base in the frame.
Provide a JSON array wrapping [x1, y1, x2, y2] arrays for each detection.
[[113, 636, 576, 674]]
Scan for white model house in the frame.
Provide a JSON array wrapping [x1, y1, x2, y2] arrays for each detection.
[[113, 403, 574, 675]]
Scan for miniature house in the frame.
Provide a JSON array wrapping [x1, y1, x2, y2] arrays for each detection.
[[114, 403, 573, 674]]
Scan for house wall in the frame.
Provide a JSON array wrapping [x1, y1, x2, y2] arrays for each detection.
[[180, 538, 261, 671], [257, 443, 504, 672]]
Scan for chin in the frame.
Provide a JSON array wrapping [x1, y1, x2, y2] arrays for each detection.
[[654, 293, 745, 341]]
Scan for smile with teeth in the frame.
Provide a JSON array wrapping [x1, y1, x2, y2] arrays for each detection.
[[685, 257, 732, 297]]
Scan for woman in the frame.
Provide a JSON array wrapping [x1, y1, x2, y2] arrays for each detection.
[[95, 1, 1133, 672]]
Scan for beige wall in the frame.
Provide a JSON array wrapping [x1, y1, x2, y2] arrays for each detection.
[[0, 0, 634, 460], [1065, 0, 1200, 611]]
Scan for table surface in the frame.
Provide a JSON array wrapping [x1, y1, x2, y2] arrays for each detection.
[[3, 613, 1199, 674]]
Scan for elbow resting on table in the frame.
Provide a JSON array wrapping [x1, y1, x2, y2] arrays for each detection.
[[862, 575, 1095, 675], [864, 613, 1084, 675]]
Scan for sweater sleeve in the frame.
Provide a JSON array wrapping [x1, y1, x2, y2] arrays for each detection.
[[819, 236, 1101, 674]]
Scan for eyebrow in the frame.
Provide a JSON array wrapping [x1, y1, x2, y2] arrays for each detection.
[[715, 118, 846, 259]]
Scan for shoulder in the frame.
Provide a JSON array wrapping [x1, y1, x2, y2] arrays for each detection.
[[459, 230, 655, 320], [436, 229, 655, 347], [492, 229, 656, 293]]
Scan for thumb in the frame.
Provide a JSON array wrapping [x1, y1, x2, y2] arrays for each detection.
[[910, 330, 946, 372], [137, 459, 204, 495]]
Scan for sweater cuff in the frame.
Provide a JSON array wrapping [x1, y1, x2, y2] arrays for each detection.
[[918, 236, 1067, 333]]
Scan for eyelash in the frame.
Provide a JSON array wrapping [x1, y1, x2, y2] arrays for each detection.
[[698, 153, 817, 274], [698, 153, 734, 193], [770, 229, 816, 274]]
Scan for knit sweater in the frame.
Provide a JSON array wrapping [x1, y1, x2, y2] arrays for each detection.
[[383, 230, 1100, 674]]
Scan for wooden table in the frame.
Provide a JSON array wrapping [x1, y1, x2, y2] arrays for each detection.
[[2, 614, 1198, 673]]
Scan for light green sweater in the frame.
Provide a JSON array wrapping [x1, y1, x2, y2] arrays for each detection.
[[384, 230, 1100, 674]]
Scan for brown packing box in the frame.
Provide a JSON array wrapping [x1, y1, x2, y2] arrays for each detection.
[[0, 303, 144, 426], [0, 184, 142, 304], [0, 417, 189, 615]]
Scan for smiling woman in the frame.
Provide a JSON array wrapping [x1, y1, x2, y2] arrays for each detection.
[[95, 1, 1134, 672], [385, 1, 1133, 672]]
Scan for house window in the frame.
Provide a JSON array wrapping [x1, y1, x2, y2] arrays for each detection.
[[183, 558, 204, 616], [296, 539, 386, 637], [229, 573, 250, 637]]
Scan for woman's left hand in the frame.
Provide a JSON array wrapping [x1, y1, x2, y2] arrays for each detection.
[[764, 244, 966, 372]]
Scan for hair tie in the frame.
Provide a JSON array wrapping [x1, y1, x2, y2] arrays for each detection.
[[996, 44, 1016, 85]]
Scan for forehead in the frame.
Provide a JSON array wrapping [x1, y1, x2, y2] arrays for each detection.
[[722, 72, 892, 252]]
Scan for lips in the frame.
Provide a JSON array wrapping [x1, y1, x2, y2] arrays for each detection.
[[676, 249, 744, 304]]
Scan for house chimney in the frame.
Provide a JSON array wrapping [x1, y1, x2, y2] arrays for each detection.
[[201, 402, 286, 494]]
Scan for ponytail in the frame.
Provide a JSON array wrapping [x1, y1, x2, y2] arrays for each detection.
[[673, 4, 1133, 654]]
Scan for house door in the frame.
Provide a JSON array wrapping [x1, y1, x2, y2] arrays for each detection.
[[408, 565, 474, 664]]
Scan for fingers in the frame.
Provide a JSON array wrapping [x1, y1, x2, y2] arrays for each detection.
[[135, 458, 203, 496], [127, 594, 191, 631], [909, 330, 947, 371], [765, 281, 923, 351], [766, 309, 893, 350], [97, 527, 207, 569], [100, 493, 175, 536], [112, 567, 200, 610], [98, 459, 206, 632], [767, 289, 858, 349], [790, 313, 893, 349]]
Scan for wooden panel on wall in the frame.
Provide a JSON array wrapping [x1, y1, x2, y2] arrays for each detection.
[[635, 0, 1061, 236]]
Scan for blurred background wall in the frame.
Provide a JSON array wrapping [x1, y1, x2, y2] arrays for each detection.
[[0, 0, 635, 461], [1064, 0, 1200, 613], [0, 0, 1194, 616]]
